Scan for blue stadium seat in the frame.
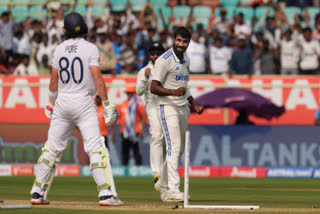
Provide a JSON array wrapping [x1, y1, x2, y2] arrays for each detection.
[[193, 6, 211, 28], [77, 0, 88, 5], [255, 6, 274, 18], [150, 0, 167, 8], [12, 6, 29, 22], [0, 5, 8, 14], [129, 0, 146, 12], [155, 6, 171, 30], [284, 6, 301, 24], [215, 6, 235, 19], [110, 0, 126, 12], [173, 6, 191, 24], [93, 0, 107, 5], [221, 0, 239, 7], [74, 5, 87, 16], [91, 4, 105, 17], [29, 5, 47, 20], [235, 7, 254, 24], [12, 0, 30, 5]]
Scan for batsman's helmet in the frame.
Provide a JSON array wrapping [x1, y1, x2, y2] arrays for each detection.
[[63, 12, 88, 38]]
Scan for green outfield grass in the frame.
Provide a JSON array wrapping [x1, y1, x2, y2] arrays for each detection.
[[0, 176, 320, 213]]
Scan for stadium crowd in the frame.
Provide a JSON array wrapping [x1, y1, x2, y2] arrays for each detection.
[[1, 0, 320, 76]]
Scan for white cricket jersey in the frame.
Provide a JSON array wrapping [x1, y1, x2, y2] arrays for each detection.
[[52, 38, 100, 96], [300, 39, 320, 70], [152, 48, 190, 107], [209, 45, 232, 74], [280, 39, 299, 70], [136, 61, 157, 106], [186, 40, 207, 73]]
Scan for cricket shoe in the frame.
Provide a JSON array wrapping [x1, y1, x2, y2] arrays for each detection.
[[161, 191, 190, 203], [99, 195, 124, 206], [112, 196, 124, 206], [161, 191, 184, 202], [153, 174, 160, 184], [30, 192, 50, 205], [154, 181, 168, 193]]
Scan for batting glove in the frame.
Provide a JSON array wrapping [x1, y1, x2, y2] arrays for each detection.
[[103, 100, 118, 126], [44, 102, 54, 119]]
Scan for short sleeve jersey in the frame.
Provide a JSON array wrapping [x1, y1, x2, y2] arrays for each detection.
[[152, 48, 190, 106], [52, 38, 100, 96]]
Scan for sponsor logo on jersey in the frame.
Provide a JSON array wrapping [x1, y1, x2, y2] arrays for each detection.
[[175, 75, 189, 81]]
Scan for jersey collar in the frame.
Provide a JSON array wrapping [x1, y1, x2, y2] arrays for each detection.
[[171, 47, 187, 64]]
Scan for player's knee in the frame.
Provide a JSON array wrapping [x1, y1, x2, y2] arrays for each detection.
[[38, 147, 60, 169]]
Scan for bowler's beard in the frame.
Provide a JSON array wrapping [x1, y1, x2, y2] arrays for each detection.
[[173, 44, 186, 56]]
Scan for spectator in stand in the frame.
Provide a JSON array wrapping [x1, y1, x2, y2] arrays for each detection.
[[0, 48, 9, 74], [35, 33, 51, 75], [112, 33, 124, 74], [119, 85, 146, 166], [255, 39, 277, 74], [186, 31, 208, 74], [119, 32, 138, 74], [0, 12, 14, 65], [46, 8, 64, 41], [280, 29, 300, 75], [210, 7, 232, 38], [234, 13, 252, 38], [159, 30, 173, 50], [97, 32, 116, 75], [139, 2, 158, 31], [299, 27, 320, 75], [208, 36, 232, 75], [7, 53, 20, 74], [14, 31, 32, 57], [229, 36, 254, 77], [312, 22, 320, 40], [139, 28, 156, 67], [13, 54, 38, 76], [255, 9, 281, 48]]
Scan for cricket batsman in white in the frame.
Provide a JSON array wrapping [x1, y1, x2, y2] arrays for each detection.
[[136, 42, 166, 184], [150, 26, 204, 202], [30, 12, 123, 206]]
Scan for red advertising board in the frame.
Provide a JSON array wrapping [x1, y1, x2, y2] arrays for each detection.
[[11, 165, 34, 176], [178, 166, 267, 178], [57, 165, 80, 176], [0, 75, 319, 125]]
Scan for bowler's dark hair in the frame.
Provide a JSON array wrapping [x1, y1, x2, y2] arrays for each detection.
[[173, 26, 191, 40]]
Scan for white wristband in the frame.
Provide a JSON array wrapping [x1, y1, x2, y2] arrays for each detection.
[[48, 90, 58, 103]]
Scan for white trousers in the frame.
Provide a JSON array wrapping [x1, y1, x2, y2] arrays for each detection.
[[158, 104, 190, 192], [33, 93, 111, 197], [146, 103, 165, 176]]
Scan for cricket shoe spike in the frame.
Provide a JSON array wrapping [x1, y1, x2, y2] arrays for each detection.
[[30, 192, 50, 205], [99, 195, 123, 206]]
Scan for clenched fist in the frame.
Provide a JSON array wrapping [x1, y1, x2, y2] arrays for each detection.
[[172, 87, 186, 96]]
